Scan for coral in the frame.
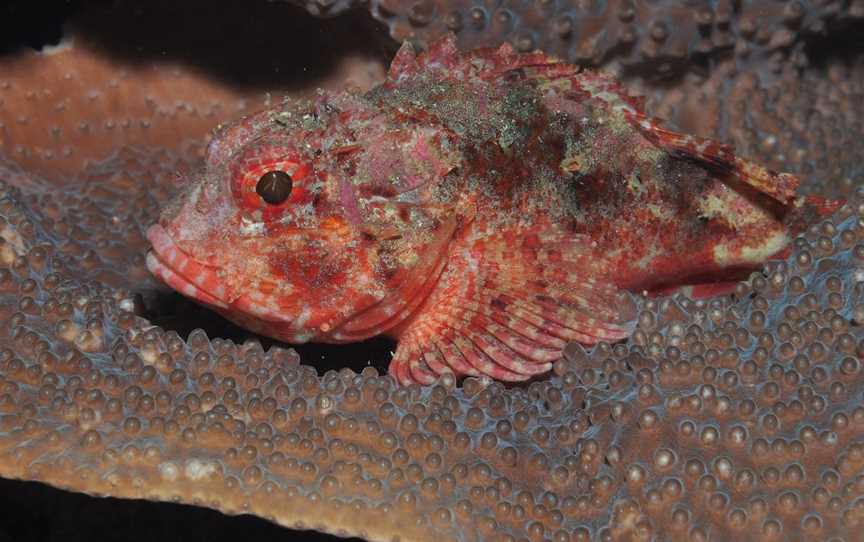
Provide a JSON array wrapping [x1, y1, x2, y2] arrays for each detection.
[[3, 152, 864, 540], [0, 44, 253, 180], [0, 1, 387, 180], [287, 0, 364, 17], [638, 53, 864, 199], [357, 0, 864, 75], [0, 149, 191, 297]]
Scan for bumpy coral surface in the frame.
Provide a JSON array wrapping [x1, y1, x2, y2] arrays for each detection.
[[288, 0, 864, 75], [1, 1, 864, 541], [3, 153, 864, 540]]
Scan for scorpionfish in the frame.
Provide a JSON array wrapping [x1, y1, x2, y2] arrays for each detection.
[[147, 36, 839, 385]]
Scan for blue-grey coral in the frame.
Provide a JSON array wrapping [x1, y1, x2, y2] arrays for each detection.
[[2, 149, 864, 540]]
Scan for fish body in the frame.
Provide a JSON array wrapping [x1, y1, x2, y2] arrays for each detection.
[[147, 36, 838, 384]]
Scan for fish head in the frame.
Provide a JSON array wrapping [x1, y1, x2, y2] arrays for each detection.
[[147, 92, 464, 344]]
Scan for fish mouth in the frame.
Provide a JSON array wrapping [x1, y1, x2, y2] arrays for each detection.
[[146, 224, 231, 309], [146, 224, 296, 326]]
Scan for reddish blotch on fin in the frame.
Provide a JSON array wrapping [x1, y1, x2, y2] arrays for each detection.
[[800, 194, 845, 217], [389, 226, 638, 385]]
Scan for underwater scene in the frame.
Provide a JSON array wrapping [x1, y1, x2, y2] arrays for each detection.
[[1, 0, 863, 540]]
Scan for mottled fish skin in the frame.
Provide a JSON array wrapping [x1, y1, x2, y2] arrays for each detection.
[[147, 35, 839, 385]]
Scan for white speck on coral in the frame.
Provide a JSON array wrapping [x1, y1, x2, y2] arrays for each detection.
[[184, 459, 220, 481], [158, 462, 180, 482]]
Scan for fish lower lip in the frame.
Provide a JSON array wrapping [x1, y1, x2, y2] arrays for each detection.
[[146, 226, 295, 325], [145, 224, 230, 309]]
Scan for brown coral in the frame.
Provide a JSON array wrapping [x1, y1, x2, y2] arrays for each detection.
[[0, 0, 387, 180], [3, 155, 864, 540], [1, 1, 864, 541]]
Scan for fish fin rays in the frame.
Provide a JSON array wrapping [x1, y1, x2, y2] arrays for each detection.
[[389, 226, 638, 385]]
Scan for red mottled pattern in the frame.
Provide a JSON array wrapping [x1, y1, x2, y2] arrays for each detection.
[[148, 36, 840, 385]]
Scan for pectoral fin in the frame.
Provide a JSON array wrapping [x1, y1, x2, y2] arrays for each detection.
[[389, 226, 637, 385]]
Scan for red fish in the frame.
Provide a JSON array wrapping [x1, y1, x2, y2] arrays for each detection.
[[147, 36, 839, 385]]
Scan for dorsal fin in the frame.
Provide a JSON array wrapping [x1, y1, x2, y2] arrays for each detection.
[[387, 41, 418, 81], [424, 34, 460, 66], [624, 109, 799, 204], [388, 35, 461, 83]]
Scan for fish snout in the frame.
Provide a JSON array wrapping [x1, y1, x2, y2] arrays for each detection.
[[146, 223, 232, 309]]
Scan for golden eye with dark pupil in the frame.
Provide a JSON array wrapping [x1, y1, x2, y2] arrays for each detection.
[[255, 170, 293, 205]]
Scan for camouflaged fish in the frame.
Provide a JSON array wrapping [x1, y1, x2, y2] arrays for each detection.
[[146, 36, 839, 385]]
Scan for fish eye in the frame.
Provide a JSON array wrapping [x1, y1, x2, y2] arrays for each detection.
[[255, 170, 293, 205]]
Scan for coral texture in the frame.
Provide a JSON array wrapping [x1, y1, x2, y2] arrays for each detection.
[[0, 0, 388, 180], [302, 0, 864, 75], [3, 152, 864, 540]]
